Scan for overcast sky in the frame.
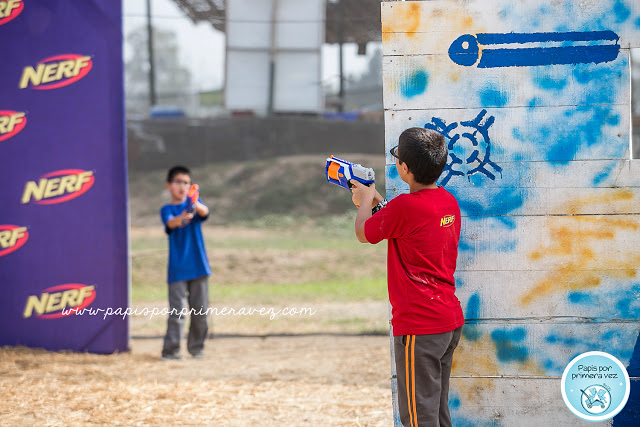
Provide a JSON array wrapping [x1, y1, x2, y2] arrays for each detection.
[[123, 0, 639, 94], [123, 0, 380, 92]]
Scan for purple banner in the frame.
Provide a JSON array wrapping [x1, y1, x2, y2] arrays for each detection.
[[0, 0, 128, 353]]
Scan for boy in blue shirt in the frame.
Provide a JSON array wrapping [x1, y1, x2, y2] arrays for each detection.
[[160, 165, 211, 360]]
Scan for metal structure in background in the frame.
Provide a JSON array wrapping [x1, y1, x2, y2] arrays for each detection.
[[170, 0, 382, 112], [169, 0, 382, 44], [224, 0, 324, 114]]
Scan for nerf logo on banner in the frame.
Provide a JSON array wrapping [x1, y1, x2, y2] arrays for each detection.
[[0, 225, 28, 257], [23, 284, 96, 319], [22, 170, 94, 204], [440, 215, 455, 227], [0, 0, 23, 26], [0, 111, 26, 142], [19, 55, 93, 90]]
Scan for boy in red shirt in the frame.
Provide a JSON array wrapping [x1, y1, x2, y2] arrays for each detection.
[[352, 127, 464, 427]]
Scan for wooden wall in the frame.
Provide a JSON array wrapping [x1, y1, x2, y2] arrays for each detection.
[[381, 1, 640, 425]]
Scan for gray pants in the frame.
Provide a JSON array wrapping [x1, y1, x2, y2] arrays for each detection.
[[394, 327, 462, 427], [162, 276, 209, 357]]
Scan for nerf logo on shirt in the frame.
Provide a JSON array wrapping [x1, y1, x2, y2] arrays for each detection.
[[0, 111, 26, 142], [23, 284, 96, 319], [440, 215, 455, 227], [22, 170, 94, 205], [0, 0, 23, 26], [19, 55, 93, 90], [0, 225, 28, 257]]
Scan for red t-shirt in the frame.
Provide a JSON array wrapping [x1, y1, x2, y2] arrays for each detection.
[[364, 187, 464, 335]]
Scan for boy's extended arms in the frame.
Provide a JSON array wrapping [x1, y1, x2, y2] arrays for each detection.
[[194, 200, 209, 218], [166, 210, 194, 229], [350, 180, 383, 243]]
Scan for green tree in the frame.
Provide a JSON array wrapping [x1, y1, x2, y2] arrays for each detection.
[[125, 25, 192, 114]]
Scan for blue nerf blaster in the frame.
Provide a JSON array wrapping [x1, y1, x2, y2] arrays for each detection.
[[186, 184, 199, 213], [325, 155, 375, 191]]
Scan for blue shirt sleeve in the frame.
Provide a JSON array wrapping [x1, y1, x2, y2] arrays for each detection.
[[161, 205, 175, 235]]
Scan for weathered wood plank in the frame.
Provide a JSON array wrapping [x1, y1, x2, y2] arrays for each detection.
[[382, 54, 630, 110], [453, 270, 640, 320], [448, 377, 638, 426], [384, 160, 640, 188], [381, 0, 640, 53], [385, 174, 640, 218], [449, 323, 640, 377], [452, 214, 640, 271], [383, 107, 631, 163]]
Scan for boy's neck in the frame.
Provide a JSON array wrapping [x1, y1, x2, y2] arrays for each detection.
[[409, 181, 438, 193], [171, 196, 187, 204]]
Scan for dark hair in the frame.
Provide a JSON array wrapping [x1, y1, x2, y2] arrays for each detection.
[[166, 165, 191, 183], [397, 128, 448, 185]]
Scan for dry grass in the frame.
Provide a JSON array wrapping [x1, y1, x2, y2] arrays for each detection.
[[0, 336, 392, 426]]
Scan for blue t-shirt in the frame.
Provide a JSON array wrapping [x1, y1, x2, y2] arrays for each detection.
[[160, 198, 211, 283]]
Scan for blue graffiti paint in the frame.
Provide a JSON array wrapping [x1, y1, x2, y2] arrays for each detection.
[[636, 17, 640, 29], [568, 291, 593, 304], [515, 56, 628, 163], [463, 293, 482, 341], [592, 162, 616, 186], [449, 31, 620, 68], [614, 285, 640, 319], [535, 75, 568, 91], [613, 0, 631, 23], [427, 110, 502, 186], [451, 415, 502, 427], [490, 328, 529, 363], [480, 88, 508, 107], [449, 394, 461, 409], [401, 70, 428, 98], [387, 164, 399, 181], [453, 187, 523, 218]]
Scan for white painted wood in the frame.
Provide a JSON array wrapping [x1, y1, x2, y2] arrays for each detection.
[[449, 377, 621, 426], [383, 108, 631, 162], [381, 0, 640, 53], [450, 323, 640, 376], [454, 270, 640, 320], [382, 55, 631, 111]]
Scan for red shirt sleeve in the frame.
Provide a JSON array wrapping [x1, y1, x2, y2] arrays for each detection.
[[364, 196, 408, 244]]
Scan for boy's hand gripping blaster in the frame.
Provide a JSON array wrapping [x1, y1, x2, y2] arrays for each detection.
[[325, 156, 375, 190], [186, 184, 199, 213]]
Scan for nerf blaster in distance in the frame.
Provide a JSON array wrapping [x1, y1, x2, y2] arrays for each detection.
[[325, 155, 375, 191], [186, 184, 199, 213]]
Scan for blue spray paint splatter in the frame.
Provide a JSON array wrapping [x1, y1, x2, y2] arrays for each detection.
[[535, 75, 568, 91], [401, 70, 428, 98], [490, 328, 530, 363], [463, 293, 483, 342], [592, 162, 616, 185], [480, 88, 508, 107], [613, 0, 631, 23], [568, 291, 594, 304], [635, 17, 640, 28]]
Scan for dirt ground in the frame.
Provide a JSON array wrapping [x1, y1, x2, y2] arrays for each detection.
[[0, 334, 393, 426]]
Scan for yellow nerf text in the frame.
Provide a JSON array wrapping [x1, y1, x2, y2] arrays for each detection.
[[23, 286, 95, 318], [19, 56, 91, 89], [22, 171, 93, 203], [0, 0, 21, 18], [0, 226, 27, 249], [0, 112, 24, 135], [440, 215, 455, 227]]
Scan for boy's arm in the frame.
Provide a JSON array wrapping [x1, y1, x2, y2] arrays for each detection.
[[194, 200, 209, 218], [166, 211, 194, 230], [350, 180, 381, 243]]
